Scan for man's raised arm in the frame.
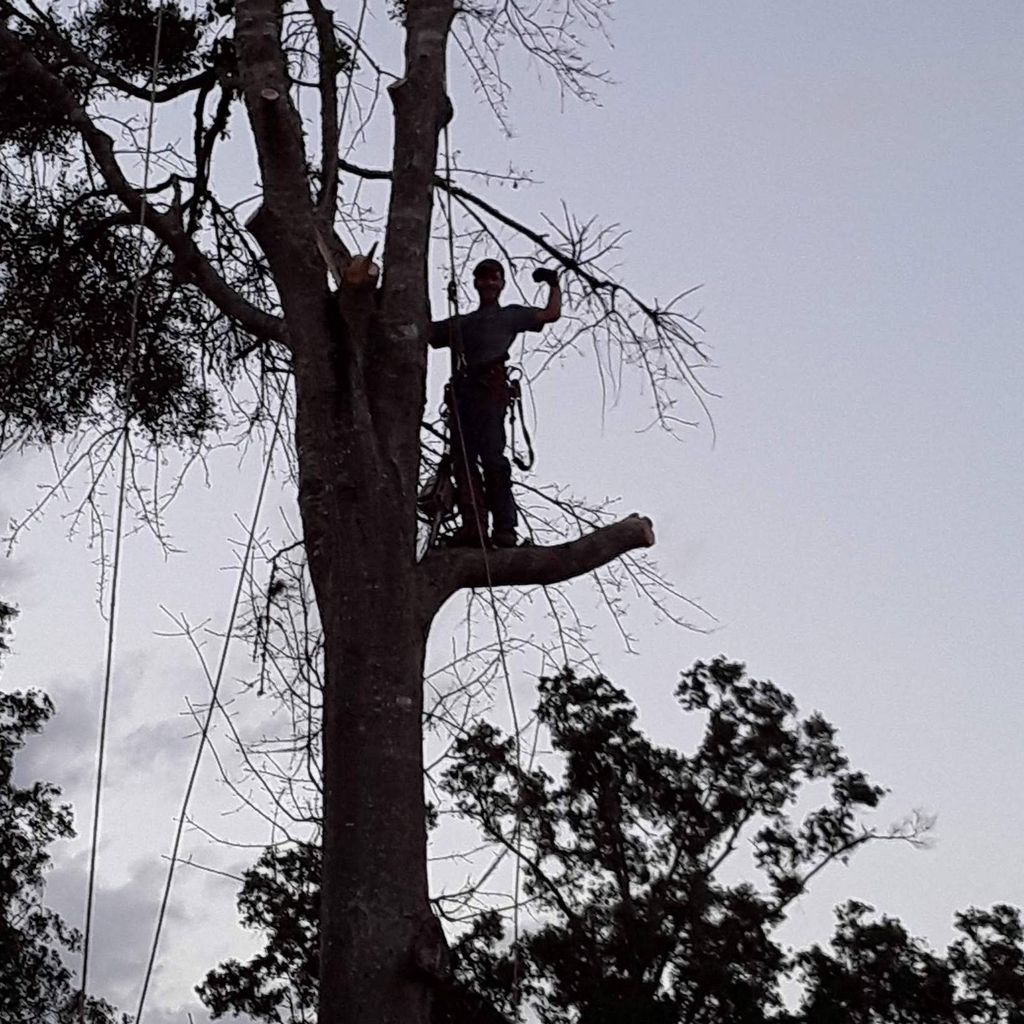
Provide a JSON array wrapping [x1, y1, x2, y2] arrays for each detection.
[[532, 267, 562, 326]]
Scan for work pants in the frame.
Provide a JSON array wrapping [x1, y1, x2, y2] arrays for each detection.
[[448, 370, 516, 536]]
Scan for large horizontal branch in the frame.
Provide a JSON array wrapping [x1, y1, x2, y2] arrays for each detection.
[[421, 514, 655, 615], [0, 22, 284, 345]]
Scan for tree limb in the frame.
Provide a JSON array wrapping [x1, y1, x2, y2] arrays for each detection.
[[306, 0, 339, 220], [234, 0, 320, 297], [378, 0, 455, 331], [0, 21, 284, 345], [421, 515, 655, 614]]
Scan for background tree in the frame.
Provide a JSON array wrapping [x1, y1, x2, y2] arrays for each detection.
[[791, 902, 1024, 1023], [0, 604, 123, 1024], [0, 1, 706, 1021], [194, 658, 1023, 1024]]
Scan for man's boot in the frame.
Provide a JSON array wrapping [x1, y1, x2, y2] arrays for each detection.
[[441, 522, 486, 548]]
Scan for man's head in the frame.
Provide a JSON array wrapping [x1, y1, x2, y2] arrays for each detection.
[[473, 258, 505, 305]]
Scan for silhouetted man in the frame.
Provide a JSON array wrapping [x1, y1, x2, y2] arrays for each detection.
[[430, 259, 561, 547]]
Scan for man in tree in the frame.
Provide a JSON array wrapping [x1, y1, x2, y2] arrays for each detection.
[[0, 2, 682, 1020], [430, 260, 561, 548]]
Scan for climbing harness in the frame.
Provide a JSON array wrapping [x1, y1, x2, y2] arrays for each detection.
[[506, 366, 534, 473], [417, 361, 535, 550]]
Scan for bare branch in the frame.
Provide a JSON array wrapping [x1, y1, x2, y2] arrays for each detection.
[[306, 0, 339, 219]]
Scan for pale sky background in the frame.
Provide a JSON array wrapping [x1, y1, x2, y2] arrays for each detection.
[[2, 2, 1023, 1021]]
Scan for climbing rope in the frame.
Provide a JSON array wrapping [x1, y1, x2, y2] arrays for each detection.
[[135, 394, 287, 1024], [78, 7, 165, 1020], [440, 123, 527, 1021], [338, 0, 368, 150]]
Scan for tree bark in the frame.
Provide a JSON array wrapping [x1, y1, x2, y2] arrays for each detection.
[[296, 2, 457, 1020]]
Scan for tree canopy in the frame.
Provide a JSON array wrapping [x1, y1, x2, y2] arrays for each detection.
[[195, 659, 1024, 1024]]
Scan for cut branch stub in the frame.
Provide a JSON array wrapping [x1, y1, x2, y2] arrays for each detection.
[[422, 514, 655, 614]]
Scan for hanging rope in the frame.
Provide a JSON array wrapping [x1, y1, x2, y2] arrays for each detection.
[[78, 8, 166, 1020], [337, 0, 368, 148], [440, 123, 527, 1022], [326, 0, 370, 256], [136, 395, 287, 1024]]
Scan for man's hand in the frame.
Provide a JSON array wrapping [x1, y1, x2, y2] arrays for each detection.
[[532, 266, 561, 326]]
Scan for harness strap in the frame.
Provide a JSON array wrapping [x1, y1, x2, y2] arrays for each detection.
[[507, 375, 535, 472]]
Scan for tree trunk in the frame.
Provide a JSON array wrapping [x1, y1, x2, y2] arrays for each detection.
[[290, 291, 436, 1023], [318, 571, 432, 1024]]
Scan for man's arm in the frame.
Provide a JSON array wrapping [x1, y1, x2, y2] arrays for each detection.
[[532, 267, 561, 327], [428, 317, 454, 349]]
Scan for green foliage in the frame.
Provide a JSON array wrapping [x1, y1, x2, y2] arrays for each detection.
[[198, 843, 321, 1024], [73, 0, 206, 81], [0, 600, 15, 656], [793, 901, 958, 1022], [441, 660, 885, 1023], [790, 901, 1024, 1023], [0, 24, 90, 159], [196, 660, 1024, 1024], [948, 905, 1024, 1022], [0, 609, 124, 1023], [0, 180, 224, 446]]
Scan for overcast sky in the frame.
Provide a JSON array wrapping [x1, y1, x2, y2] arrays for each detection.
[[2, 2, 1023, 1021]]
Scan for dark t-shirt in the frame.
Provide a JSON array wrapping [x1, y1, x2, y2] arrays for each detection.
[[431, 304, 541, 370]]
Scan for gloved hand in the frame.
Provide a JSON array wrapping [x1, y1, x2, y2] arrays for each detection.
[[531, 267, 559, 286]]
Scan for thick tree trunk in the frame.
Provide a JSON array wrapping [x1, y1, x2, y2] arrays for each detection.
[[318, 571, 432, 1024], [291, 305, 436, 1024]]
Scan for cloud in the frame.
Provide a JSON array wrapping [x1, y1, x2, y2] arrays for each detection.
[[41, 850, 258, 1023], [13, 674, 102, 797]]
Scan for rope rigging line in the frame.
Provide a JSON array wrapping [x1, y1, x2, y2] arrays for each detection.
[[337, 0, 369, 149], [440, 123, 527, 1022], [78, 6, 166, 1020], [324, 0, 370, 257], [135, 394, 288, 1024]]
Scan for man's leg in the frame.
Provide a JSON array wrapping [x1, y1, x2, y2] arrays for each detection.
[[477, 397, 517, 545], [449, 389, 487, 543]]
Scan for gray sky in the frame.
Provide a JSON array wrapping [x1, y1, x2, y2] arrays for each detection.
[[2, 1, 1024, 1019]]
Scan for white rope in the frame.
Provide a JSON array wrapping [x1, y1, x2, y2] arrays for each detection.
[[441, 124, 526, 1021], [78, 6, 165, 1019], [135, 394, 287, 1023]]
